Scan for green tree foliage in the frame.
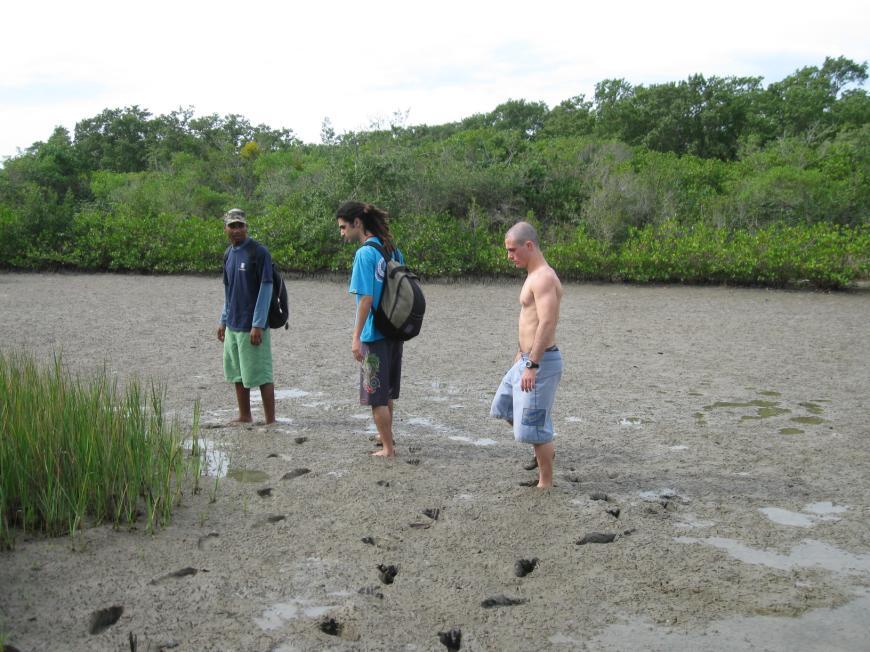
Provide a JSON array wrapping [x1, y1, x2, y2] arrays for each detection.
[[755, 56, 868, 142], [74, 106, 153, 173], [0, 57, 867, 287]]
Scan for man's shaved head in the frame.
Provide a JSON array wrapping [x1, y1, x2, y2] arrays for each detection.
[[506, 221, 539, 247]]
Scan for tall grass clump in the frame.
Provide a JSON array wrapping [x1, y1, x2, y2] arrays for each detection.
[[0, 350, 201, 548]]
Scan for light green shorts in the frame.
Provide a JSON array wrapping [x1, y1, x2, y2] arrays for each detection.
[[223, 328, 273, 388]]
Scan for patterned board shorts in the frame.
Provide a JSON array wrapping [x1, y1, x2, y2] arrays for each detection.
[[490, 348, 563, 444], [360, 338, 403, 407]]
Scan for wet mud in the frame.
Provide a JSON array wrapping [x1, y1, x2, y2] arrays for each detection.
[[0, 273, 868, 651]]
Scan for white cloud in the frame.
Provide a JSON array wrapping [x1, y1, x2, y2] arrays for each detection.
[[1, 0, 868, 158]]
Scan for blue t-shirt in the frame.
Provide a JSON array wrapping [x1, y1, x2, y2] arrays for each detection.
[[222, 238, 273, 331], [349, 237, 404, 342]]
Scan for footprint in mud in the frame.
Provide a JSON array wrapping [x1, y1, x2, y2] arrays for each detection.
[[606, 507, 621, 519], [89, 605, 124, 635], [319, 618, 342, 636], [358, 586, 384, 599], [423, 508, 440, 521], [518, 478, 538, 487], [266, 453, 279, 458], [564, 474, 582, 483], [481, 595, 528, 608], [196, 532, 219, 550], [376, 480, 391, 487], [438, 627, 462, 651], [576, 532, 617, 545], [361, 536, 376, 545], [514, 558, 538, 577], [295, 436, 308, 444], [589, 492, 609, 501], [256, 487, 273, 498], [377, 564, 398, 585], [409, 522, 432, 529], [281, 468, 310, 480], [406, 459, 421, 466], [267, 515, 285, 523], [149, 567, 200, 585]]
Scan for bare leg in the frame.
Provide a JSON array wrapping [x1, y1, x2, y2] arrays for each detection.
[[374, 400, 394, 445], [371, 404, 395, 457], [260, 383, 276, 424], [232, 383, 253, 423], [534, 442, 555, 488]]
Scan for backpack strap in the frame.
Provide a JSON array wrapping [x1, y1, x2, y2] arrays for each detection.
[[364, 240, 398, 262]]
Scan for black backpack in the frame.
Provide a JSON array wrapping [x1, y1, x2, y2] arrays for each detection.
[[223, 242, 289, 330], [365, 242, 425, 341]]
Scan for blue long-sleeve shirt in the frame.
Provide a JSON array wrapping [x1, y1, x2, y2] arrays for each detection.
[[220, 238, 273, 330]]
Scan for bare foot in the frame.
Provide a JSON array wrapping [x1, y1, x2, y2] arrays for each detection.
[[371, 449, 395, 458], [227, 417, 253, 425]]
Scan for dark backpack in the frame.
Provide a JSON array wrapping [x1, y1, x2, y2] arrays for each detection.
[[224, 243, 289, 330], [364, 242, 425, 341]]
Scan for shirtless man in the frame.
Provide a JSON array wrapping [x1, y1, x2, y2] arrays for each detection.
[[490, 222, 564, 488]]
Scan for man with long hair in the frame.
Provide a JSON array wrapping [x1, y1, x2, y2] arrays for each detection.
[[491, 222, 564, 487], [336, 201, 405, 457]]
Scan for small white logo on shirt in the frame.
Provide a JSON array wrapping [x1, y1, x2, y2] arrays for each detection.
[[240, 262, 247, 271]]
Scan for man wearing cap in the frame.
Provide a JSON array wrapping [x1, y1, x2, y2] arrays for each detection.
[[217, 208, 276, 424]]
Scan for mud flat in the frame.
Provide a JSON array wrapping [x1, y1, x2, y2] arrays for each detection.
[[1, 273, 868, 651]]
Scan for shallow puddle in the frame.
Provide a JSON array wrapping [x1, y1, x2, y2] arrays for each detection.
[[741, 405, 791, 420], [705, 399, 780, 410], [255, 600, 337, 630], [227, 469, 269, 483], [673, 515, 715, 529], [799, 401, 825, 415], [675, 537, 870, 574], [448, 435, 497, 446], [805, 501, 848, 517], [759, 507, 816, 527], [759, 502, 847, 527], [184, 438, 229, 477], [791, 416, 826, 425], [590, 590, 870, 651], [251, 387, 311, 403]]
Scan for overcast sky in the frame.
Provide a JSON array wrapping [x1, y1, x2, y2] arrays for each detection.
[[2, 0, 868, 160]]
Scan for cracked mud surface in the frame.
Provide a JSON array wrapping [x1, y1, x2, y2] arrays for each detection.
[[1, 273, 868, 651]]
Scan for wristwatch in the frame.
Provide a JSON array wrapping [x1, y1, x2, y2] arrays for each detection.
[[524, 359, 540, 369]]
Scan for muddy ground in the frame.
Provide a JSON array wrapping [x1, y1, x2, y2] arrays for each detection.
[[0, 272, 868, 651]]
